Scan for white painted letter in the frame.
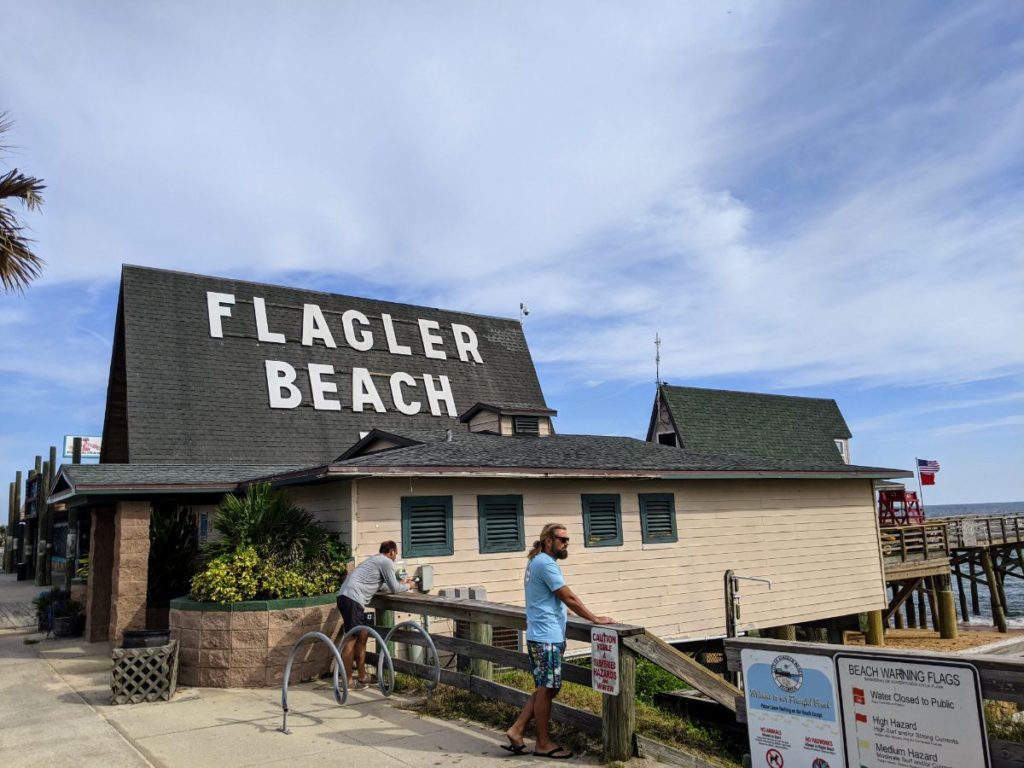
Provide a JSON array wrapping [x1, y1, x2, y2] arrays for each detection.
[[418, 319, 447, 360], [254, 297, 286, 344], [389, 372, 421, 415], [351, 367, 386, 412], [207, 292, 235, 338], [451, 323, 484, 364], [381, 313, 412, 356], [308, 363, 341, 410], [265, 360, 301, 408], [342, 310, 374, 351], [301, 304, 337, 348], [423, 374, 457, 416]]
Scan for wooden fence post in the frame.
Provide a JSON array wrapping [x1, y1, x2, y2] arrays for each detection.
[[469, 621, 493, 680], [603, 638, 636, 762]]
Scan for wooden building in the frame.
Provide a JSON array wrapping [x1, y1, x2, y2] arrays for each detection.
[[50, 266, 910, 645]]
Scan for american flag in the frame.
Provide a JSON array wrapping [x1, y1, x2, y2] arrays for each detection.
[[917, 458, 941, 472]]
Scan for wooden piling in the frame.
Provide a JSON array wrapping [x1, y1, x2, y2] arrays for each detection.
[[926, 577, 939, 631], [602, 642, 636, 762], [892, 584, 904, 629], [980, 550, 1007, 633], [905, 585, 917, 628], [970, 555, 981, 615], [866, 610, 885, 646], [955, 563, 969, 622]]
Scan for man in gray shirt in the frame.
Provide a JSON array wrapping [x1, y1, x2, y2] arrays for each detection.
[[337, 540, 413, 688]]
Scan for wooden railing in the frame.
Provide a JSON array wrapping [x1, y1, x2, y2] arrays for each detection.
[[367, 591, 740, 764], [945, 515, 1024, 548], [879, 522, 950, 565], [725, 637, 1024, 768]]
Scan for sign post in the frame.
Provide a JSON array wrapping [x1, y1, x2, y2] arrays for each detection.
[[741, 649, 845, 767], [591, 627, 619, 696]]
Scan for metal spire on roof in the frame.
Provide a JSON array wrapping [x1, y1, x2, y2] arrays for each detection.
[[655, 333, 662, 386]]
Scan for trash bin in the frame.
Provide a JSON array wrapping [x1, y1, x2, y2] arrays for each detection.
[[122, 629, 172, 649], [15, 562, 28, 581]]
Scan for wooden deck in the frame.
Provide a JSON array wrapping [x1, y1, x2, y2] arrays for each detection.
[[880, 513, 1024, 633]]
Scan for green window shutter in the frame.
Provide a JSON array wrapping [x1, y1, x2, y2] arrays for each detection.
[[402, 496, 453, 557], [477, 495, 524, 554], [639, 493, 677, 544], [582, 494, 622, 547]]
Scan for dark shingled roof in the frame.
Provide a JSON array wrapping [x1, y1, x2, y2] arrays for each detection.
[[651, 385, 853, 465], [50, 463, 307, 502], [314, 429, 909, 479], [102, 265, 547, 465]]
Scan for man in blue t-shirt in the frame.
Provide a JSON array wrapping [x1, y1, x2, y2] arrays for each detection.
[[502, 523, 614, 759]]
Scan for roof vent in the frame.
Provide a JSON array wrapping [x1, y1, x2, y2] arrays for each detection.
[[513, 416, 540, 436]]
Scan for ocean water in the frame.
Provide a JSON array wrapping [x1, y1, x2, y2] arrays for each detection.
[[927, 501, 1024, 628]]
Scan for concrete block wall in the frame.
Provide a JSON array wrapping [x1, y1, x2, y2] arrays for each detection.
[[170, 599, 342, 688]]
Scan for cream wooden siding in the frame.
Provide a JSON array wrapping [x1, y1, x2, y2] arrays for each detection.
[[350, 477, 884, 642], [468, 412, 501, 433], [289, 481, 352, 543]]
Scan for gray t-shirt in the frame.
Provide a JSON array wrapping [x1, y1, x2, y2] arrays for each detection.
[[338, 554, 410, 607]]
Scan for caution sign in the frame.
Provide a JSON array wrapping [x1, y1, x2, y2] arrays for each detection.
[[591, 627, 619, 695]]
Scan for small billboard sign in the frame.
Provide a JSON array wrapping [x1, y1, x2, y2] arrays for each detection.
[[63, 435, 102, 459]]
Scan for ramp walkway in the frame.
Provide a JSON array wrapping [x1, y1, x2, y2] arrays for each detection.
[[0, 572, 40, 630]]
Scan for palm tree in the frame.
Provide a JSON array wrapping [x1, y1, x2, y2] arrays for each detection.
[[0, 113, 45, 293]]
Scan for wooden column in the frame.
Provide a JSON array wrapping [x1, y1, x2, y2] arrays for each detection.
[[981, 550, 1007, 633], [937, 575, 958, 640], [12, 471, 21, 574], [926, 577, 939, 631], [603, 639, 636, 763], [905, 585, 917, 628], [892, 584, 904, 629], [955, 564, 969, 622], [3, 480, 13, 573], [33, 458, 51, 586], [866, 610, 885, 646], [970, 555, 981, 615], [86, 506, 115, 642], [469, 621, 493, 680]]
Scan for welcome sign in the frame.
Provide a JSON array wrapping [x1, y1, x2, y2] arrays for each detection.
[[102, 266, 546, 464]]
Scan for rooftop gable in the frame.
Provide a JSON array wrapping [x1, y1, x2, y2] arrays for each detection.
[[649, 384, 853, 465], [101, 265, 547, 465]]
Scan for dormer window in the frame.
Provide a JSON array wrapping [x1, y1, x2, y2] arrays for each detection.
[[657, 432, 677, 447], [458, 402, 557, 437], [513, 416, 540, 435], [835, 439, 848, 462]]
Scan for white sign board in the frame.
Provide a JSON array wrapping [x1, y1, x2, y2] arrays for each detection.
[[742, 649, 845, 768], [63, 435, 102, 458], [591, 627, 619, 696], [836, 653, 990, 768]]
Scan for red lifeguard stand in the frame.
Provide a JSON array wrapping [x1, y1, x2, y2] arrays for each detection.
[[878, 489, 924, 526]]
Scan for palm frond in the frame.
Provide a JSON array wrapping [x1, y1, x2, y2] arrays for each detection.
[[0, 114, 46, 293]]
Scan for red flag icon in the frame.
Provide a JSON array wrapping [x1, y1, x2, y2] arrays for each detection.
[[855, 712, 867, 723]]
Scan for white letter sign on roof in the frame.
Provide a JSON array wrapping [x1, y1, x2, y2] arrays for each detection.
[[266, 360, 301, 408], [390, 372, 421, 415], [206, 292, 235, 338], [352, 367, 387, 413], [418, 319, 447, 360], [254, 297, 286, 344], [301, 304, 337, 348], [308, 363, 341, 411]]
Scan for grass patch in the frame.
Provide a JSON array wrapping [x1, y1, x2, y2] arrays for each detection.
[[394, 670, 745, 766], [985, 700, 1024, 742]]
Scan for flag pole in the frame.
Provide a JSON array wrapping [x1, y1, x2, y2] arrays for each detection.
[[915, 457, 926, 509]]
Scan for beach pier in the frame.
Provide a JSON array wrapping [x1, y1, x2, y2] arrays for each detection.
[[879, 514, 1024, 634]]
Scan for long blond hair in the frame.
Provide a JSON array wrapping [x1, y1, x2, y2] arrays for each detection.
[[528, 522, 566, 560]]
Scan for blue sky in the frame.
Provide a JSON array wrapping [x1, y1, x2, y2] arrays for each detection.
[[2, 2, 1021, 505]]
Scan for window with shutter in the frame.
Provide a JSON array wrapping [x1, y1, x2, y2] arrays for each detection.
[[401, 496, 454, 557], [477, 495, 524, 554], [581, 494, 622, 547], [513, 416, 540, 435], [639, 493, 677, 544]]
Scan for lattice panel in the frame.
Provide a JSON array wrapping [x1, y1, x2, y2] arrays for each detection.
[[110, 640, 179, 705]]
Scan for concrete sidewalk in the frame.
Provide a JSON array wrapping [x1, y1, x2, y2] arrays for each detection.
[[0, 626, 613, 768]]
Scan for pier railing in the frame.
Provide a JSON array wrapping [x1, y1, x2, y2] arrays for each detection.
[[879, 522, 950, 566], [366, 591, 740, 763], [945, 515, 1024, 548]]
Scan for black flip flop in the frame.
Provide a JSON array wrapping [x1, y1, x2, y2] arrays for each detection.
[[500, 737, 529, 755], [533, 746, 573, 759]]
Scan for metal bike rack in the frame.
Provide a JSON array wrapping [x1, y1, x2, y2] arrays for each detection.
[[279, 626, 395, 733], [382, 620, 441, 694]]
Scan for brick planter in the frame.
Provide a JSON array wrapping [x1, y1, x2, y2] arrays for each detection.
[[169, 595, 341, 688]]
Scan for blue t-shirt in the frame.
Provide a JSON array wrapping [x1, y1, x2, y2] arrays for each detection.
[[524, 553, 567, 643]]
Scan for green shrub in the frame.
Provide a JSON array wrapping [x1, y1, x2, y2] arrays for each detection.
[[188, 484, 350, 602]]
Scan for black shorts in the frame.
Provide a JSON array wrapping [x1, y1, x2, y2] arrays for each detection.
[[337, 594, 368, 632]]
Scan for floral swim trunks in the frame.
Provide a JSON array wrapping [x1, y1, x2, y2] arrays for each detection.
[[527, 640, 566, 689]]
